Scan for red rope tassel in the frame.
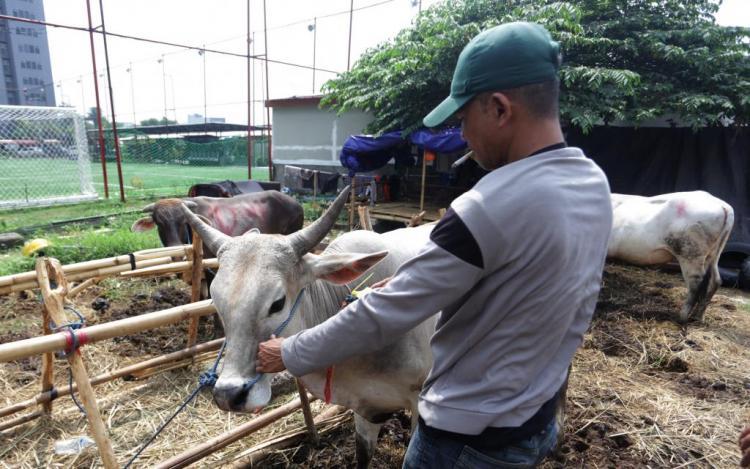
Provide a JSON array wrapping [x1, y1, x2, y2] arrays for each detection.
[[324, 366, 335, 404]]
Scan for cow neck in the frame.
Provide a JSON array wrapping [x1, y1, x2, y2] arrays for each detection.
[[299, 280, 350, 329]]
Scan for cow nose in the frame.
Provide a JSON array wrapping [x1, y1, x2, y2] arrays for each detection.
[[213, 381, 252, 411]]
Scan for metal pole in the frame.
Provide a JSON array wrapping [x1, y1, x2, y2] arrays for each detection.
[[312, 17, 317, 94], [98, 0, 126, 202], [77, 76, 85, 115], [347, 0, 353, 71], [85, 0, 108, 199], [127, 63, 136, 132], [247, 0, 255, 179], [202, 46, 207, 125], [263, 0, 273, 181], [160, 55, 167, 120]]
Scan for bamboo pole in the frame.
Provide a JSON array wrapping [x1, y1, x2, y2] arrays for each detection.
[[0, 300, 216, 363], [125, 350, 216, 381], [229, 406, 347, 468], [120, 258, 219, 279], [36, 258, 118, 469], [357, 206, 373, 231], [68, 277, 100, 298], [0, 339, 223, 420], [0, 410, 43, 433], [0, 245, 190, 288], [186, 229, 203, 347], [153, 395, 310, 469], [0, 256, 176, 296], [295, 379, 319, 445], [37, 260, 54, 414]]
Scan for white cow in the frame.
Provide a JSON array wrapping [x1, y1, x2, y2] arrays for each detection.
[[181, 188, 437, 468], [608, 191, 734, 323]]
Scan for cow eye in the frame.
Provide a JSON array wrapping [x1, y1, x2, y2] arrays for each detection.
[[269, 296, 286, 314]]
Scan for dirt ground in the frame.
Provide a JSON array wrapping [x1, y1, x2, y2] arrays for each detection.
[[0, 263, 748, 468]]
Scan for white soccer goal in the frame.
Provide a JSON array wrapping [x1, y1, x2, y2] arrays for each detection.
[[0, 105, 97, 210]]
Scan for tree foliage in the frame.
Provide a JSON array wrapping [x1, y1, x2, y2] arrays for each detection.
[[322, 0, 750, 134]]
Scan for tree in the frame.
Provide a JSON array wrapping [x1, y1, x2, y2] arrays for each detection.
[[139, 117, 177, 126], [322, 0, 750, 134]]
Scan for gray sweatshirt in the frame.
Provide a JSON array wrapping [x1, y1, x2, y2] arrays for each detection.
[[282, 147, 612, 434]]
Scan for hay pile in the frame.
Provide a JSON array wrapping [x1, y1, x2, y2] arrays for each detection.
[[0, 264, 748, 468]]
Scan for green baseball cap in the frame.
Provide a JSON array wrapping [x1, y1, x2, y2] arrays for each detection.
[[423, 22, 560, 128]]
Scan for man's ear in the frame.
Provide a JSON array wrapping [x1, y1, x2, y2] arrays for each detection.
[[131, 217, 155, 232], [302, 251, 389, 285], [489, 92, 512, 127]]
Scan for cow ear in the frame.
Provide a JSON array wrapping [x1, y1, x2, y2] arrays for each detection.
[[131, 217, 155, 232], [302, 251, 389, 285], [242, 228, 261, 237]]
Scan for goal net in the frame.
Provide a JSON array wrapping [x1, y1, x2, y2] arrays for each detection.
[[0, 105, 96, 210]]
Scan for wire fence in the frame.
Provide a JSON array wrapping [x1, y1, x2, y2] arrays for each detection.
[[0, 105, 96, 209], [89, 130, 269, 199]]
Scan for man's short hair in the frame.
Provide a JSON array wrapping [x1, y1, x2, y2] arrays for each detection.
[[480, 79, 560, 119]]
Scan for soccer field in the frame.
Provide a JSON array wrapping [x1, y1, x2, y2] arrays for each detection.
[[0, 158, 270, 203]]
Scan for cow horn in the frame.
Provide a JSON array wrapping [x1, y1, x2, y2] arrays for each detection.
[[183, 200, 198, 211], [142, 203, 156, 213], [180, 203, 230, 253], [288, 185, 351, 257]]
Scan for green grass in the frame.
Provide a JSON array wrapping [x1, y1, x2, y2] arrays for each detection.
[[0, 158, 268, 202], [0, 211, 162, 276]]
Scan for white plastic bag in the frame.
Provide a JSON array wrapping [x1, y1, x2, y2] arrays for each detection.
[[54, 436, 95, 455]]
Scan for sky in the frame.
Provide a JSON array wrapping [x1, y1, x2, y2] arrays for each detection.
[[38, 0, 750, 127]]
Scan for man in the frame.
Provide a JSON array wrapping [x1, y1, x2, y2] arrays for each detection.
[[258, 21, 613, 468]]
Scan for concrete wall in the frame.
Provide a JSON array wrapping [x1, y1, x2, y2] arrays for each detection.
[[271, 105, 373, 168]]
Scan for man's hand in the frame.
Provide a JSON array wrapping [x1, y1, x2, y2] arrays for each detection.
[[741, 426, 750, 467], [256, 335, 287, 373], [371, 276, 393, 290]]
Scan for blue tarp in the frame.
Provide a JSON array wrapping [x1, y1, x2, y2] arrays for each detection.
[[410, 127, 467, 154], [339, 127, 467, 175]]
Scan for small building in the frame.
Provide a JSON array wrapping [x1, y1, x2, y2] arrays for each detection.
[[265, 95, 373, 178]]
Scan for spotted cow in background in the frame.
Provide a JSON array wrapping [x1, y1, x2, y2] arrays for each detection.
[[607, 191, 734, 323], [131, 191, 304, 256]]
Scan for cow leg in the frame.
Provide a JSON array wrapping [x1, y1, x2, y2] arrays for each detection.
[[677, 257, 711, 323], [553, 366, 571, 454], [354, 413, 382, 469]]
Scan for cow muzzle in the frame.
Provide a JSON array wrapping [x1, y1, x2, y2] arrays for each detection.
[[213, 375, 271, 412]]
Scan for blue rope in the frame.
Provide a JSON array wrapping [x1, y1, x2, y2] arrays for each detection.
[[124, 288, 306, 468], [48, 305, 87, 415]]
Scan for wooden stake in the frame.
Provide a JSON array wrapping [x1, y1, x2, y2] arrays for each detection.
[[186, 228, 203, 347], [295, 379, 319, 445], [420, 150, 432, 213], [312, 170, 318, 205], [36, 257, 118, 469], [36, 264, 54, 415], [348, 176, 356, 231], [357, 206, 373, 231], [153, 395, 309, 469]]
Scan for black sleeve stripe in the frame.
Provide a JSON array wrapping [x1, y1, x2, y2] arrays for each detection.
[[429, 207, 484, 268]]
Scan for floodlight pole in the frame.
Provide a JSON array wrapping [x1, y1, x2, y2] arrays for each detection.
[[98, 0, 125, 202], [247, 0, 255, 179], [263, 0, 273, 180], [84, 0, 108, 199]]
